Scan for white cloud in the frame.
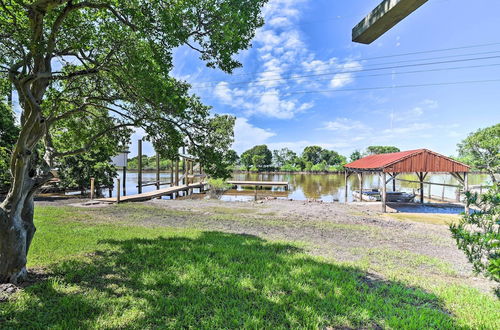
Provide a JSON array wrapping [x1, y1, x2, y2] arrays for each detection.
[[212, 0, 336, 119], [383, 123, 433, 135], [322, 118, 366, 131], [214, 82, 232, 103], [330, 73, 354, 89], [232, 118, 276, 153]]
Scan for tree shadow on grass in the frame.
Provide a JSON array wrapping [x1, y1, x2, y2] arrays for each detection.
[[1, 232, 462, 329]]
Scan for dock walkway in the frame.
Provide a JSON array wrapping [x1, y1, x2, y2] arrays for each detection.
[[97, 182, 207, 204], [227, 181, 289, 190]]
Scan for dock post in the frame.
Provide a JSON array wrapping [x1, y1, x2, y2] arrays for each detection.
[[392, 173, 396, 191], [170, 159, 174, 187], [117, 178, 121, 203], [138, 139, 143, 194], [156, 152, 160, 190], [441, 185, 445, 201], [123, 166, 127, 196], [90, 177, 95, 200], [381, 172, 387, 213], [428, 183, 431, 199]]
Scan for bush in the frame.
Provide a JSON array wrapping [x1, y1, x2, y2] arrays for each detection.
[[0, 147, 11, 192], [207, 178, 232, 198], [450, 184, 500, 297], [280, 164, 299, 172]]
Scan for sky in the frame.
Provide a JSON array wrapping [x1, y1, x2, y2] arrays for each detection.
[[133, 0, 499, 158]]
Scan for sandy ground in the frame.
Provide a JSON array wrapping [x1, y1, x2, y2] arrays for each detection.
[[34, 195, 495, 295]]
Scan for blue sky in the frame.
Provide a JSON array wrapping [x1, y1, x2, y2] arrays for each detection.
[[134, 0, 500, 158]]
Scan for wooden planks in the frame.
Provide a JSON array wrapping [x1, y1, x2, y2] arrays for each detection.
[[227, 181, 289, 187], [96, 182, 207, 204]]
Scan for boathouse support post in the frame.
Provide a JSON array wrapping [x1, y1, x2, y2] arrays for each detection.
[[357, 172, 363, 202], [464, 172, 469, 214], [138, 139, 143, 194], [381, 172, 387, 213], [344, 170, 349, 203], [392, 173, 397, 191]]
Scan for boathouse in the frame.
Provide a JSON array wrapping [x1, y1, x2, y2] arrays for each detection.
[[344, 149, 470, 212]]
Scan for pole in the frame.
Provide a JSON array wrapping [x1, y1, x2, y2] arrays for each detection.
[[90, 177, 95, 200], [122, 166, 127, 196], [358, 172, 363, 202], [156, 153, 160, 190], [381, 172, 387, 213], [464, 172, 469, 214], [428, 183, 431, 199], [175, 160, 179, 186], [170, 159, 174, 187], [392, 173, 396, 191], [138, 139, 143, 194], [419, 172, 424, 204], [344, 170, 349, 203], [116, 178, 121, 203]]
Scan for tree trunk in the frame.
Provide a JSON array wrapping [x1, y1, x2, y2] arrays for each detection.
[[0, 154, 51, 284]]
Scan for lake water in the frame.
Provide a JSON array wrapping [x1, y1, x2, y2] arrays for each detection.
[[106, 171, 491, 203]]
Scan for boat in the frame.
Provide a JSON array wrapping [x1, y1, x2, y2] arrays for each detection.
[[353, 189, 415, 202]]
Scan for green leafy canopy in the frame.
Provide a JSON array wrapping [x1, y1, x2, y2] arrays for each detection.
[[0, 0, 268, 180]]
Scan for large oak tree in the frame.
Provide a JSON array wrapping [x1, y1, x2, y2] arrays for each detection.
[[0, 0, 267, 283]]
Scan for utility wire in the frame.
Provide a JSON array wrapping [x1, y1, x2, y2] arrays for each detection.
[[195, 41, 500, 81], [190, 55, 500, 89], [250, 78, 500, 97]]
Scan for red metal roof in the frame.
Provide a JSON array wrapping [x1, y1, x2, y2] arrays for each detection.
[[345, 149, 470, 173]]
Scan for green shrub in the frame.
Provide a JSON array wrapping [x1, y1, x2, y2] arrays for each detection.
[[450, 184, 500, 297], [280, 164, 299, 172]]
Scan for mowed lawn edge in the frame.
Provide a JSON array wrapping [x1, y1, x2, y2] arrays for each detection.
[[0, 205, 498, 329]]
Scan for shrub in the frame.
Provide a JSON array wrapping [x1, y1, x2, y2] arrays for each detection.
[[207, 178, 232, 198], [280, 164, 299, 172], [450, 184, 500, 297]]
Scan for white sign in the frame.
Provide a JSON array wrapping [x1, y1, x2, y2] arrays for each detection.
[[111, 152, 128, 167]]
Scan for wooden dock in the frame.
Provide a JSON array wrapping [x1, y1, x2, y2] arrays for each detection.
[[227, 181, 289, 190], [96, 182, 207, 204]]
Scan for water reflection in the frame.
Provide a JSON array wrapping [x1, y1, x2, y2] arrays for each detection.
[[106, 171, 491, 203]]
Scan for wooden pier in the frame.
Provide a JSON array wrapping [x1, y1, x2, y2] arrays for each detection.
[[227, 181, 289, 190], [96, 182, 207, 204]]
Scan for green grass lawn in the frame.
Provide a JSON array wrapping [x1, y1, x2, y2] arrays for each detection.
[[1, 206, 499, 329]]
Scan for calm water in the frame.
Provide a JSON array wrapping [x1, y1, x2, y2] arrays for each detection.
[[105, 171, 491, 203]]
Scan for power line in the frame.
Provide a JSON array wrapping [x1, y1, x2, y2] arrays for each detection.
[[190, 55, 500, 90], [194, 41, 500, 81], [251, 78, 500, 97]]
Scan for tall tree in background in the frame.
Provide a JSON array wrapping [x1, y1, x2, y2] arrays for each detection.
[[350, 150, 362, 162], [458, 124, 499, 183], [0, 97, 19, 192], [272, 148, 297, 167], [241, 145, 272, 171], [0, 0, 267, 284], [366, 146, 400, 155]]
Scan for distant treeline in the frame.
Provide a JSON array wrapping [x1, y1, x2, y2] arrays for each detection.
[[234, 145, 401, 172]]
